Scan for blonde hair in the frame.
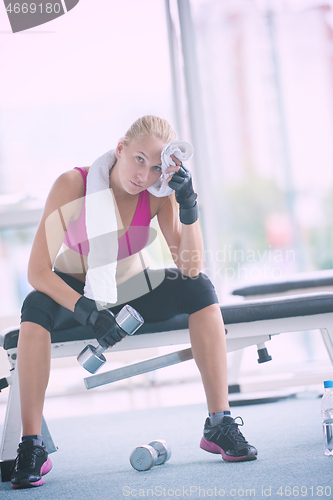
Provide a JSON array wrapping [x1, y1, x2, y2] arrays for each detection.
[[123, 115, 178, 145]]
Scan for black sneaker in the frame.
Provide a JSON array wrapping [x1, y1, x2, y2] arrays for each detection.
[[11, 438, 52, 489], [200, 415, 257, 462]]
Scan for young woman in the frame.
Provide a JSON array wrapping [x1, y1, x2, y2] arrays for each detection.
[[11, 115, 257, 489]]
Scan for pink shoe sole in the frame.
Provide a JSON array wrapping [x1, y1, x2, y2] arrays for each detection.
[[11, 457, 53, 489], [200, 437, 256, 462]]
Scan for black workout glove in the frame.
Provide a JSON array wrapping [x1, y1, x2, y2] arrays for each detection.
[[168, 164, 198, 225], [73, 296, 127, 349]]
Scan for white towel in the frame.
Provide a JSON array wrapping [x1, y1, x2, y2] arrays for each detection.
[[83, 149, 120, 307], [83, 141, 194, 305], [147, 140, 194, 198]]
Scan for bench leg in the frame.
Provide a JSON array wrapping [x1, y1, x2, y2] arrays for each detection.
[[0, 359, 57, 482], [0, 363, 21, 482], [227, 350, 243, 394], [320, 327, 333, 365], [41, 417, 57, 454]]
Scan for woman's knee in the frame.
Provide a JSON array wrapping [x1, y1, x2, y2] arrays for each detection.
[[20, 321, 51, 337], [21, 290, 59, 333], [165, 269, 219, 315], [183, 272, 218, 305]]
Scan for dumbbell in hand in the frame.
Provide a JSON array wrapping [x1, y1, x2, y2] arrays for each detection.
[[130, 440, 171, 471], [74, 299, 144, 374]]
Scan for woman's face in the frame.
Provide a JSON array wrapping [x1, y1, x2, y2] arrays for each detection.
[[115, 135, 166, 195]]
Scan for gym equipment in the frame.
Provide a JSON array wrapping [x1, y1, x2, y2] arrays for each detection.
[[130, 439, 171, 471], [232, 274, 333, 365], [2, 293, 333, 481], [77, 305, 144, 373], [257, 344, 272, 363]]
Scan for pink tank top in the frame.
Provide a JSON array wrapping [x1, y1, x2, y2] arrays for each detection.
[[63, 167, 151, 261]]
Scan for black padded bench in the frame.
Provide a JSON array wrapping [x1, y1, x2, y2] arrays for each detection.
[[232, 272, 333, 298]]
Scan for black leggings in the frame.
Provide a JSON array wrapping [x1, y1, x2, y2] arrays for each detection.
[[21, 268, 219, 333]]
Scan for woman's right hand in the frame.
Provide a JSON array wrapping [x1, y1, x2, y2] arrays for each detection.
[[73, 296, 127, 348]]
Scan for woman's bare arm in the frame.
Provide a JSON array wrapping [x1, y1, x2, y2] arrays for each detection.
[[157, 195, 203, 277], [28, 169, 86, 312]]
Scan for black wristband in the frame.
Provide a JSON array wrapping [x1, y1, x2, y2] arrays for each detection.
[[179, 202, 199, 225], [73, 296, 99, 326]]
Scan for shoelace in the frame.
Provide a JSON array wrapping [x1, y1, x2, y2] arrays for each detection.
[[216, 417, 249, 445], [15, 442, 41, 471]]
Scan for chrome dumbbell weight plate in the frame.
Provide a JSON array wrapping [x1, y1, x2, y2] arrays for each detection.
[[77, 344, 106, 374], [149, 440, 172, 465], [116, 305, 144, 335], [130, 439, 171, 471]]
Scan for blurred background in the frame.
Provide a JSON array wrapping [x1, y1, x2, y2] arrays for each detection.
[[0, 0, 333, 420]]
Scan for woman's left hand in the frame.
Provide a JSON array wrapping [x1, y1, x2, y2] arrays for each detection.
[[166, 154, 196, 204], [166, 154, 198, 225]]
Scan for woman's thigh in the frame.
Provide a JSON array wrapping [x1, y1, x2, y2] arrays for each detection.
[[110, 268, 219, 322], [20, 268, 219, 331]]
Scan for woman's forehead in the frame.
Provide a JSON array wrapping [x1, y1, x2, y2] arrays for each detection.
[[129, 136, 166, 155]]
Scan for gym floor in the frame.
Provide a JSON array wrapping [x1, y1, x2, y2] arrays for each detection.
[[0, 395, 332, 499]]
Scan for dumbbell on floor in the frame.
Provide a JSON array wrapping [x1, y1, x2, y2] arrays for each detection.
[[130, 440, 171, 471]]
